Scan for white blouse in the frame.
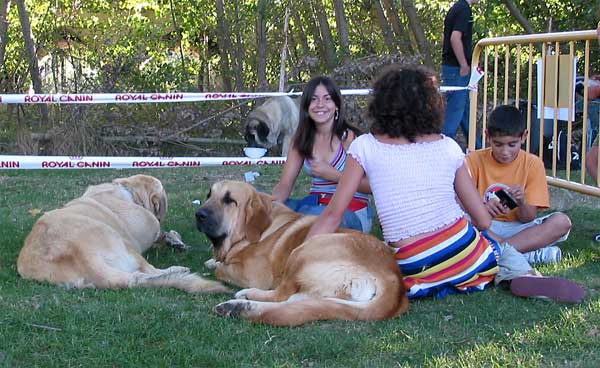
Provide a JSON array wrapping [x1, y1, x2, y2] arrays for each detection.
[[348, 133, 465, 243]]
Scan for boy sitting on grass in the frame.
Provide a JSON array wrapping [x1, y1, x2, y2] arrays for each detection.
[[466, 104, 586, 303], [466, 105, 571, 265]]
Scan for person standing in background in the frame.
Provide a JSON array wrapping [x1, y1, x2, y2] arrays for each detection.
[[586, 18, 600, 241], [441, 0, 481, 149]]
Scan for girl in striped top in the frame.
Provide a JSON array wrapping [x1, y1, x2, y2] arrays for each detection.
[[272, 76, 373, 232], [305, 65, 500, 299]]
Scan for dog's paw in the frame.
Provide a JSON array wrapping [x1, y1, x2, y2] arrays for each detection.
[[204, 258, 221, 270], [165, 266, 190, 274], [234, 288, 256, 300], [214, 300, 252, 318]]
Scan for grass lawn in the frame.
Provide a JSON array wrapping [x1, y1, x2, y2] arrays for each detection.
[[1, 166, 600, 367]]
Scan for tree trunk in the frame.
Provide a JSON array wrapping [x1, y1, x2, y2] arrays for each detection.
[[233, 0, 244, 94], [169, 0, 186, 86], [198, 32, 210, 91], [256, 0, 268, 91], [500, 0, 535, 34], [371, 0, 397, 54], [291, 8, 309, 54], [196, 33, 207, 91], [215, 0, 233, 91], [0, 0, 10, 73], [303, 7, 328, 72], [312, 1, 337, 70], [287, 26, 299, 64], [15, 0, 48, 124], [401, 0, 433, 68], [381, 0, 413, 55], [278, 3, 291, 92], [15, 0, 40, 92], [332, 0, 350, 64]]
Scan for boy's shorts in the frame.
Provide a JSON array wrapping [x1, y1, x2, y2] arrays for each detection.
[[489, 212, 570, 245], [495, 242, 537, 284]]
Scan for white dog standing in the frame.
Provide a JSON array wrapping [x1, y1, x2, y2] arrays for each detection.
[[244, 96, 299, 156]]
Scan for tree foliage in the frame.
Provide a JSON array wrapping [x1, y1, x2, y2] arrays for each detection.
[[0, 0, 597, 94]]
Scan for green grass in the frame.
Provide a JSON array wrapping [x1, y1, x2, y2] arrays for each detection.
[[1, 167, 600, 367]]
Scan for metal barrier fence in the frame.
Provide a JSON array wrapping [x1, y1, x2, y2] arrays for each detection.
[[468, 30, 600, 197]]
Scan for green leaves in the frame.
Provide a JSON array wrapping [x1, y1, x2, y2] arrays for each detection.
[[1, 1, 598, 93]]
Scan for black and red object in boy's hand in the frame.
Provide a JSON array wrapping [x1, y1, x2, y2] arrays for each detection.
[[496, 189, 518, 210]]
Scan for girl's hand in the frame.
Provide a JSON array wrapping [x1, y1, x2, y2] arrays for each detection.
[[310, 161, 339, 182]]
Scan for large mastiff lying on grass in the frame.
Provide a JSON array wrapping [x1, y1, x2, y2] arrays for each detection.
[[195, 180, 408, 326], [17, 174, 228, 293]]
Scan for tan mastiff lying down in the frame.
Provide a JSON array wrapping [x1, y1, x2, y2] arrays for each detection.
[[195, 180, 408, 326], [18, 174, 228, 293]]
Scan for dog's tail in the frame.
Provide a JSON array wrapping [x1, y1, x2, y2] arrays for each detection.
[[129, 268, 231, 293], [215, 293, 409, 326]]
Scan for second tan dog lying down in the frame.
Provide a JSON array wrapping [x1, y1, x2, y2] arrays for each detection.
[[195, 180, 408, 326], [17, 174, 228, 293]]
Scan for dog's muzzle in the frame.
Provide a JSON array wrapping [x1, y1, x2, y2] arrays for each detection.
[[244, 131, 259, 148], [195, 207, 226, 248], [244, 120, 271, 148]]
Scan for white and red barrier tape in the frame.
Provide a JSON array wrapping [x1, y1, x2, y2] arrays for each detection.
[[0, 91, 370, 104], [0, 155, 287, 170], [0, 69, 484, 169], [0, 69, 484, 105]]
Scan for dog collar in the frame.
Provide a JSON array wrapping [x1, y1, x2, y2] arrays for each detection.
[[118, 184, 135, 202]]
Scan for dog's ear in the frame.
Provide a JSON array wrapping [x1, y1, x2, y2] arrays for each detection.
[[115, 175, 167, 222], [150, 191, 168, 223], [244, 191, 273, 243]]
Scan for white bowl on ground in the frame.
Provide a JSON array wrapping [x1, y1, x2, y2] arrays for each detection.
[[243, 147, 267, 158]]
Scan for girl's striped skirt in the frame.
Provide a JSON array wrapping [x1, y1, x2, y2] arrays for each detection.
[[391, 217, 500, 299]]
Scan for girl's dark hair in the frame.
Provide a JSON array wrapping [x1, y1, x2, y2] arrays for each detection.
[[293, 76, 361, 158], [368, 64, 445, 142]]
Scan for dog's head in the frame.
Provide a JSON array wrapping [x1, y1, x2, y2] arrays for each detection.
[[113, 175, 168, 223], [244, 115, 278, 150], [244, 97, 296, 151], [195, 180, 272, 261]]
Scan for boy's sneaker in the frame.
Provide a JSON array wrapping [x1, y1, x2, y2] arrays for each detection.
[[510, 276, 586, 303], [523, 246, 562, 265], [594, 233, 600, 242]]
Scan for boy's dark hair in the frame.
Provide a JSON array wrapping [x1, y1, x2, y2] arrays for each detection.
[[368, 64, 444, 142], [293, 75, 361, 158], [487, 105, 526, 137]]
